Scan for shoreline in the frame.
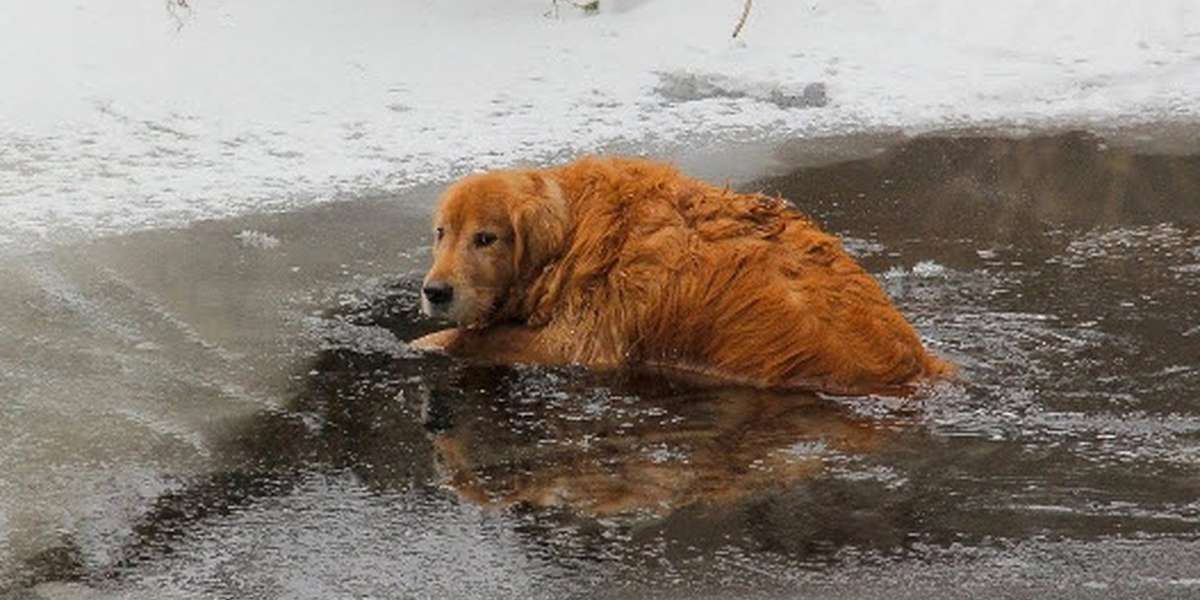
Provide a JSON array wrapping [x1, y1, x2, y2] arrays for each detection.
[[5, 118, 1200, 260]]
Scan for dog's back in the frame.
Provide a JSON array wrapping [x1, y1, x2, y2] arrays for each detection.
[[545, 157, 950, 393]]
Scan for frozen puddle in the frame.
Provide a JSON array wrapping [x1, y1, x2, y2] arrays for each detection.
[[0, 191, 438, 588], [4, 130, 1200, 598]]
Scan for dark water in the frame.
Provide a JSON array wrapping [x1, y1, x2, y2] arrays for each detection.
[[4, 131, 1200, 599]]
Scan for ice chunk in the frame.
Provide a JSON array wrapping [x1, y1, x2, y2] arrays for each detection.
[[235, 230, 281, 250]]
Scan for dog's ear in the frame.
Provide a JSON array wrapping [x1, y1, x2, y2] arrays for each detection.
[[511, 173, 568, 279]]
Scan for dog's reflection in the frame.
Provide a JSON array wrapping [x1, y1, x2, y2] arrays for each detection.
[[422, 370, 894, 517]]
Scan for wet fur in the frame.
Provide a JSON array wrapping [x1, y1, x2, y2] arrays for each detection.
[[417, 157, 952, 394]]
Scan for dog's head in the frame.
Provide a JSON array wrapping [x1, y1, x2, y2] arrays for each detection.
[[422, 170, 569, 327]]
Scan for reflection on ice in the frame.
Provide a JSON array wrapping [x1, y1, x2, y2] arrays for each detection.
[[427, 373, 889, 517]]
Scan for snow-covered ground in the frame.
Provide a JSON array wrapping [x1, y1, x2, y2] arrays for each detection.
[[2, 0, 1198, 252]]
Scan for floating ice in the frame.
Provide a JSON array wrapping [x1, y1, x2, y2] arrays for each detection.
[[912, 260, 947, 279], [234, 230, 282, 250]]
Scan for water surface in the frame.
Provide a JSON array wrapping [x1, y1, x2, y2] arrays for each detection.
[[3, 130, 1200, 599]]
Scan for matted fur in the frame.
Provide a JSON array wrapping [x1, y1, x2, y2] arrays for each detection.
[[416, 156, 952, 394]]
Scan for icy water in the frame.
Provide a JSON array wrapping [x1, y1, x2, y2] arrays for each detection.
[[3, 130, 1200, 599]]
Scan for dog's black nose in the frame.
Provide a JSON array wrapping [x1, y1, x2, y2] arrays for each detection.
[[423, 282, 454, 305]]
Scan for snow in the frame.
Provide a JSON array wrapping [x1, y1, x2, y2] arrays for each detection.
[[234, 229, 281, 250], [1, 0, 1198, 253]]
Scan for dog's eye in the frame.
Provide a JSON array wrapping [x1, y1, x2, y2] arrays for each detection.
[[435, 227, 445, 241], [473, 231, 498, 248]]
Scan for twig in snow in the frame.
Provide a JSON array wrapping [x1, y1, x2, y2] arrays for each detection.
[[547, 0, 600, 19], [166, 0, 192, 31], [731, 0, 753, 38]]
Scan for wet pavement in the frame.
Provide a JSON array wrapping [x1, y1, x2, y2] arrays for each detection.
[[2, 130, 1200, 598]]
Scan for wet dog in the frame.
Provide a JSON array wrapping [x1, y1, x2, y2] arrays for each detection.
[[413, 157, 951, 394]]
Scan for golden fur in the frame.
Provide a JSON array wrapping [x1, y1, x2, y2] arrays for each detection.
[[415, 156, 951, 394]]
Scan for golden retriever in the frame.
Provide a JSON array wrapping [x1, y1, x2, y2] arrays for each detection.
[[413, 156, 951, 394]]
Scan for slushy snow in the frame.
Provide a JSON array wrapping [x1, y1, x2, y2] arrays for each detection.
[[1, 0, 1198, 252]]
